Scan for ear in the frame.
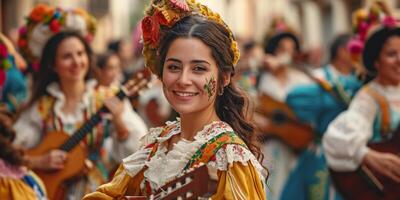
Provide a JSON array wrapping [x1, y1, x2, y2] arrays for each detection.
[[222, 72, 231, 87], [374, 60, 379, 69]]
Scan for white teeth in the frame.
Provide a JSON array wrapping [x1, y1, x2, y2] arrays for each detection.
[[175, 92, 197, 97]]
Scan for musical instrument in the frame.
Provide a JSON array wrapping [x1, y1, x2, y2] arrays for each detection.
[[256, 93, 314, 151], [330, 125, 400, 200], [124, 163, 213, 200], [26, 69, 152, 200]]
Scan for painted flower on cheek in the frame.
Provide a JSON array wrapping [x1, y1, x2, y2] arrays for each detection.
[[204, 76, 216, 100]]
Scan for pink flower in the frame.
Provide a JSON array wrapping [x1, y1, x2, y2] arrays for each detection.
[[32, 61, 40, 71], [19, 26, 27, 35], [358, 22, 370, 41], [169, 0, 190, 12], [347, 38, 364, 55], [383, 16, 397, 28], [0, 44, 8, 58]]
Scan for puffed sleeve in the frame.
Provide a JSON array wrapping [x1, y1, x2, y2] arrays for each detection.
[[212, 162, 266, 200], [108, 99, 148, 161], [13, 103, 43, 149], [323, 89, 377, 171], [82, 164, 144, 200], [211, 144, 267, 200]]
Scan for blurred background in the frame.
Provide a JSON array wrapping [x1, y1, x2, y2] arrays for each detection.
[[1, 0, 399, 66]]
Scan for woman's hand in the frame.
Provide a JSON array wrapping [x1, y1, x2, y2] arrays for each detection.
[[363, 149, 400, 183], [104, 97, 129, 140], [26, 149, 68, 170], [262, 54, 281, 71], [104, 97, 124, 119]]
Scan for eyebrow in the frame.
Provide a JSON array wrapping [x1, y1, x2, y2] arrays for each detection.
[[165, 58, 211, 65]]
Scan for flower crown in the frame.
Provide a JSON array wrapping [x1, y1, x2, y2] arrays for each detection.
[[18, 4, 96, 71], [347, 0, 399, 75], [141, 0, 240, 75], [264, 16, 298, 40]]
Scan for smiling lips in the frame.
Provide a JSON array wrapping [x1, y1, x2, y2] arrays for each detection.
[[173, 90, 199, 99]]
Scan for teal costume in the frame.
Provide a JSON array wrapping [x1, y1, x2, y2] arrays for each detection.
[[0, 57, 27, 112], [280, 65, 362, 200]]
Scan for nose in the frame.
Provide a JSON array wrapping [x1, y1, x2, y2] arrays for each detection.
[[177, 68, 192, 86], [72, 54, 80, 66]]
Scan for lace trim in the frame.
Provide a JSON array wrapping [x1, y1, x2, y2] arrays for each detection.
[[208, 144, 267, 179]]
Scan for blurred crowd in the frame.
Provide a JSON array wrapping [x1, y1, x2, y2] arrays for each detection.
[[1, 0, 400, 200]]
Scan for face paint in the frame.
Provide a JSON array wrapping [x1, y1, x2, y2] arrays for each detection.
[[203, 76, 216, 100]]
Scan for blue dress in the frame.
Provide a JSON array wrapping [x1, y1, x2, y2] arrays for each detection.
[[1, 57, 27, 112], [280, 65, 362, 200]]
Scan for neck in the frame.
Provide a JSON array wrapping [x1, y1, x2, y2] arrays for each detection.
[[331, 59, 352, 75], [376, 74, 400, 87], [272, 66, 288, 82], [59, 80, 86, 102], [179, 104, 220, 141]]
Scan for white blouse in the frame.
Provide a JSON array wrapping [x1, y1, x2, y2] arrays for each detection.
[[13, 80, 148, 161], [258, 67, 311, 101], [122, 119, 267, 190], [323, 81, 400, 171]]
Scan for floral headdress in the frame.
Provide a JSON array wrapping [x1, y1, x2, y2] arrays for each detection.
[[347, 0, 399, 75], [141, 0, 240, 75], [262, 16, 300, 54], [18, 4, 96, 71]]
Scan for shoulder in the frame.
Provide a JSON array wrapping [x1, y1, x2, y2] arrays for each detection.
[[139, 119, 180, 147], [210, 142, 267, 178]]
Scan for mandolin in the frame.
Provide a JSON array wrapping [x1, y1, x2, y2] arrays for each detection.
[[255, 93, 314, 151], [124, 163, 214, 200], [26, 69, 152, 200], [330, 125, 400, 200]]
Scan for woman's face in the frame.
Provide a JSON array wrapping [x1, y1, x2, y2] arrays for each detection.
[[54, 37, 89, 83], [162, 38, 220, 116], [275, 38, 296, 58], [97, 55, 121, 86], [375, 36, 400, 85]]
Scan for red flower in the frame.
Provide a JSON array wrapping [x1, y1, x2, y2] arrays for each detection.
[[49, 19, 61, 33], [154, 10, 169, 26], [0, 44, 8, 58], [29, 4, 50, 22], [142, 16, 160, 48], [0, 70, 5, 87], [18, 39, 27, 48]]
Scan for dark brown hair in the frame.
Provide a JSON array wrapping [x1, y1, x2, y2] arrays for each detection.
[[0, 112, 25, 166], [157, 15, 264, 164], [26, 31, 93, 108]]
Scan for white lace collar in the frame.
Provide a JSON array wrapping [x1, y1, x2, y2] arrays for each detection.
[[46, 79, 97, 124], [370, 81, 400, 98], [123, 119, 234, 189]]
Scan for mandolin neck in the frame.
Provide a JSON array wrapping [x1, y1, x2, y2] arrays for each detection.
[[59, 89, 127, 152]]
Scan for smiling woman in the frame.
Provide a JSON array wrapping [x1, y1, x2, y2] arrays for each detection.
[[83, 0, 268, 199], [13, 31, 148, 199], [323, 3, 400, 199]]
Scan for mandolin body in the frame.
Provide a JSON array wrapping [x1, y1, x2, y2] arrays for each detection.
[[26, 131, 87, 200]]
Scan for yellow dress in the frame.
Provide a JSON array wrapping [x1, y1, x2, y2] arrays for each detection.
[[83, 120, 267, 200], [0, 159, 47, 200]]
